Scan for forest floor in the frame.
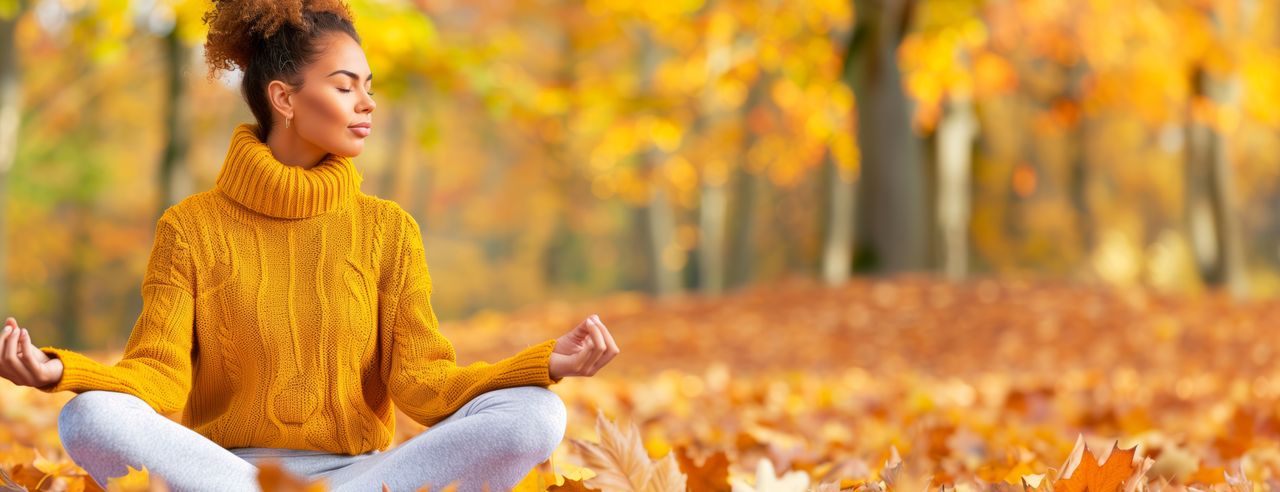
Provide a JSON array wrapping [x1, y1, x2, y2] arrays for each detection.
[[2, 275, 1278, 491]]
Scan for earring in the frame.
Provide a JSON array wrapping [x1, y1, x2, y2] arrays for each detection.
[[285, 117, 291, 129]]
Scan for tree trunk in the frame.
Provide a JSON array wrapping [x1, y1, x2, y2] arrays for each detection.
[[1205, 74, 1248, 298], [1185, 68, 1248, 297], [619, 204, 652, 292], [541, 33, 590, 290], [1184, 82, 1217, 283], [822, 15, 865, 286], [638, 30, 681, 297], [646, 170, 681, 297], [695, 34, 736, 295], [698, 181, 726, 294], [935, 95, 977, 280], [849, 0, 928, 273], [726, 161, 760, 289], [822, 156, 858, 285]]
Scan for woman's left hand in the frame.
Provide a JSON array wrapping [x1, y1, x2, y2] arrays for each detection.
[[549, 314, 619, 380]]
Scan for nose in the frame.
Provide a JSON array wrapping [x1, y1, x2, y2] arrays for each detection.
[[360, 92, 375, 114]]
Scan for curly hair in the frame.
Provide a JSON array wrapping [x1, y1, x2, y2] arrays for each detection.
[[202, 0, 362, 140]]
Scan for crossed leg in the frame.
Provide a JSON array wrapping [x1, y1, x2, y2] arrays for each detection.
[[56, 390, 261, 491], [57, 385, 567, 492], [319, 386, 567, 492]]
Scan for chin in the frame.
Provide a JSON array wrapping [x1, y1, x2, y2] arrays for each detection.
[[332, 143, 364, 158]]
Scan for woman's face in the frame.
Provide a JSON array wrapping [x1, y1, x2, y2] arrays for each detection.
[[282, 33, 376, 158]]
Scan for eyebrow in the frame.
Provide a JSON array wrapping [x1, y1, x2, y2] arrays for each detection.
[[328, 70, 373, 83]]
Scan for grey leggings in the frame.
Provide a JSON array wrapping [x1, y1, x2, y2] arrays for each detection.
[[56, 386, 567, 492]]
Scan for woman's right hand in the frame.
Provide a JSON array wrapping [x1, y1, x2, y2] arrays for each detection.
[[0, 317, 63, 389]]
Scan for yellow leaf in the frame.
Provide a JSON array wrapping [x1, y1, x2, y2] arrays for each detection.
[[105, 465, 168, 492], [556, 460, 598, 482]]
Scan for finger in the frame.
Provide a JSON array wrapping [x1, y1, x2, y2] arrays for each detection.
[[594, 316, 620, 367], [573, 335, 599, 375], [13, 321, 25, 356], [583, 319, 608, 375], [8, 327, 35, 382], [0, 326, 10, 367], [1, 325, 17, 361], [2, 325, 33, 383], [573, 318, 593, 342], [19, 329, 44, 379]]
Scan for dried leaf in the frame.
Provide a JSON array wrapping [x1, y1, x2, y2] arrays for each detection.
[[104, 465, 168, 492], [255, 460, 326, 491], [570, 408, 688, 492], [1054, 440, 1139, 492], [549, 478, 604, 492], [731, 458, 810, 492], [675, 446, 731, 492]]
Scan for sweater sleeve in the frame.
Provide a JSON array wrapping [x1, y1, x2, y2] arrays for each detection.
[[34, 209, 196, 415], [381, 210, 561, 428]]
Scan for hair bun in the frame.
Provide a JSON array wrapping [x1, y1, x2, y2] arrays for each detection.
[[202, 0, 354, 79]]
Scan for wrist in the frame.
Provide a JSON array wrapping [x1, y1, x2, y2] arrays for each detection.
[[39, 358, 63, 389], [547, 353, 566, 382]]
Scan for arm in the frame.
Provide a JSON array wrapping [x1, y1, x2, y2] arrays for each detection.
[[380, 209, 560, 428], [36, 209, 197, 415]]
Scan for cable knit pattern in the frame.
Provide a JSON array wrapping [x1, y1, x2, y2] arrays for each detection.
[[35, 122, 562, 455]]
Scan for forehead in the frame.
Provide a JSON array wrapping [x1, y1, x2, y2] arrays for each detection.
[[309, 33, 370, 77]]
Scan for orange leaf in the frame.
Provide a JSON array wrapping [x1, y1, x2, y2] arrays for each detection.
[[1053, 440, 1139, 492], [1187, 465, 1226, 485], [674, 446, 729, 492], [255, 460, 327, 492]]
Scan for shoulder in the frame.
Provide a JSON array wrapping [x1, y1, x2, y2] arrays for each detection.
[[153, 191, 220, 237], [357, 194, 428, 291], [355, 193, 423, 243]]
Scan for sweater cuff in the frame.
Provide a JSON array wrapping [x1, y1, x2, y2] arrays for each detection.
[[36, 347, 107, 394], [493, 339, 562, 387]]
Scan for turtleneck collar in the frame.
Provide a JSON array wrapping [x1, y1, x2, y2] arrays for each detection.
[[214, 123, 363, 219]]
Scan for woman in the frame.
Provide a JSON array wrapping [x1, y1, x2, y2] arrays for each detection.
[[0, 0, 619, 490]]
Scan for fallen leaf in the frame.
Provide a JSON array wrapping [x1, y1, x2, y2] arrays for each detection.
[[104, 465, 169, 492], [255, 460, 326, 491], [675, 445, 730, 492], [548, 478, 603, 492], [1053, 438, 1139, 492], [730, 458, 810, 492], [570, 408, 688, 492]]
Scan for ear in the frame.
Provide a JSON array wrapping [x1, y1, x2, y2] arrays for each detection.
[[266, 79, 296, 122]]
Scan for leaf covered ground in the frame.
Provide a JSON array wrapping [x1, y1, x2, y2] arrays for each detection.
[[2, 276, 1278, 491]]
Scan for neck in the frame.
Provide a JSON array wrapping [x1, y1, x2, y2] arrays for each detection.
[[264, 124, 328, 169], [215, 122, 363, 219]]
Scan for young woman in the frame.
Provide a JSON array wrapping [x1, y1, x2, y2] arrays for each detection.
[[0, 1, 619, 490]]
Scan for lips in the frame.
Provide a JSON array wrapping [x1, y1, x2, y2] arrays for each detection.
[[348, 122, 371, 137]]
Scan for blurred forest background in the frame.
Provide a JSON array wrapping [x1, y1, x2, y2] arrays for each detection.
[[0, 0, 1278, 351]]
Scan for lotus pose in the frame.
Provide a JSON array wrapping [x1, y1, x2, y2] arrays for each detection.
[[0, 1, 619, 490]]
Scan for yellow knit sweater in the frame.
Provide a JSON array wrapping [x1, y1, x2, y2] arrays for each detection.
[[36, 123, 562, 455]]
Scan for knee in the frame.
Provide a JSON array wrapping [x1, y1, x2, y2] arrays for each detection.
[[492, 386, 566, 461], [58, 391, 146, 452], [527, 387, 567, 455]]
